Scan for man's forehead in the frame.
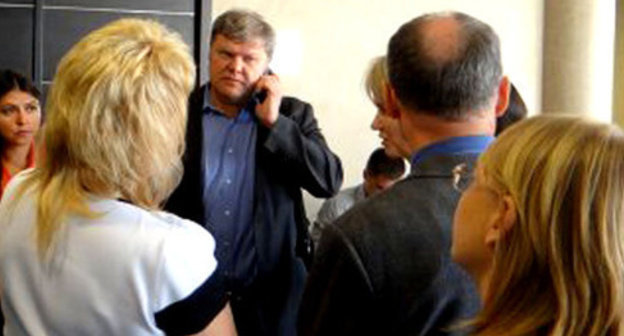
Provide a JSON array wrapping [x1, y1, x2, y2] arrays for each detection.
[[213, 35, 267, 52]]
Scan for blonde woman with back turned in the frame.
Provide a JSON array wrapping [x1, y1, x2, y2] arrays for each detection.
[[0, 19, 229, 335], [452, 115, 624, 335]]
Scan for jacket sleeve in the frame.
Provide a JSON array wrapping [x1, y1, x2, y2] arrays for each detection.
[[259, 98, 343, 198], [310, 199, 335, 246], [297, 223, 375, 335]]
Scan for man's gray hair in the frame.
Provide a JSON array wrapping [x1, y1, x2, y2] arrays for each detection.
[[211, 9, 276, 59], [387, 12, 502, 120]]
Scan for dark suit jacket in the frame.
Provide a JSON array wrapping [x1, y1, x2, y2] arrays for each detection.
[[165, 85, 343, 335], [298, 152, 480, 336]]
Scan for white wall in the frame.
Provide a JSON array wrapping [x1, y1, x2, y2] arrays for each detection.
[[211, 0, 544, 220]]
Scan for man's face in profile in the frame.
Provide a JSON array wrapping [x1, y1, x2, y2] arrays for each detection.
[[209, 34, 269, 106]]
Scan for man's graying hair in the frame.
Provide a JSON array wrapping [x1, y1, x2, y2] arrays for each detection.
[[211, 9, 276, 59], [388, 12, 502, 120]]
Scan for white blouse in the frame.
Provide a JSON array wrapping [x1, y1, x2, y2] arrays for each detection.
[[0, 171, 218, 335]]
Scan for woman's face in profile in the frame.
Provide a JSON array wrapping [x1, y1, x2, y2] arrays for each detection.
[[0, 89, 41, 147], [370, 102, 411, 159], [451, 166, 500, 279]]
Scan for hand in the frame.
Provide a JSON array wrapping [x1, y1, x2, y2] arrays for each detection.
[[191, 302, 237, 336], [253, 73, 282, 128]]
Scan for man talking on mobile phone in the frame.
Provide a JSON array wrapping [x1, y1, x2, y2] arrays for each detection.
[[165, 8, 343, 336]]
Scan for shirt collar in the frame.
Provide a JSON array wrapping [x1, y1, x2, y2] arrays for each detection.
[[203, 83, 255, 123], [410, 135, 495, 166]]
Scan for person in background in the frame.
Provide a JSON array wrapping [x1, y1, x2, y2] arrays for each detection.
[[299, 11, 510, 335], [0, 19, 230, 335], [0, 69, 41, 335], [495, 83, 527, 135], [165, 9, 343, 336], [452, 115, 624, 335], [0, 69, 41, 199], [366, 56, 411, 159], [311, 147, 405, 246]]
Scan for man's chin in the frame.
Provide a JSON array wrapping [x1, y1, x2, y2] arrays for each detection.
[[213, 88, 251, 106], [224, 95, 248, 105]]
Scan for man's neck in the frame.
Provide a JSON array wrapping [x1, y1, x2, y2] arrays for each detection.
[[402, 111, 496, 154], [209, 87, 245, 119]]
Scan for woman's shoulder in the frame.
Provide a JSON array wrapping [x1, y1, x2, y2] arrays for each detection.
[[0, 168, 36, 205], [104, 201, 215, 248], [146, 210, 218, 311], [91, 201, 218, 308], [150, 210, 215, 250]]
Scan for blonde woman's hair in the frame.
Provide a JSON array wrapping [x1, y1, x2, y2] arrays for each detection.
[[473, 115, 624, 335], [19, 18, 195, 258], [364, 56, 388, 108]]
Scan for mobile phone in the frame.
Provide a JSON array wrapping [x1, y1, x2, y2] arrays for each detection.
[[253, 68, 273, 104]]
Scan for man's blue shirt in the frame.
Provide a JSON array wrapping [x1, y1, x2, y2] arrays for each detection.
[[410, 135, 495, 168], [202, 86, 257, 285]]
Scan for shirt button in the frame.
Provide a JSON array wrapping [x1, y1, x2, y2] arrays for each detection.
[[225, 210, 231, 216], [227, 148, 233, 154], [226, 178, 232, 184]]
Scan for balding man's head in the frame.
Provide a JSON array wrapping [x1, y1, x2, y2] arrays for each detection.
[[387, 12, 502, 120]]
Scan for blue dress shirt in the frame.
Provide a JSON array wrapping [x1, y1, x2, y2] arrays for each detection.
[[410, 135, 495, 168], [202, 86, 257, 285]]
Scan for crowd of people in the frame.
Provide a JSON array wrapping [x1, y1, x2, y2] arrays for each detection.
[[0, 7, 623, 336]]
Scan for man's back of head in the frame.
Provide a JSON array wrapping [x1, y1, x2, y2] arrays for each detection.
[[363, 148, 406, 197], [365, 148, 406, 181], [299, 12, 501, 336], [387, 12, 503, 121]]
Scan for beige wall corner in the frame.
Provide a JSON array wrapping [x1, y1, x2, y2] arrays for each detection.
[[542, 0, 615, 121]]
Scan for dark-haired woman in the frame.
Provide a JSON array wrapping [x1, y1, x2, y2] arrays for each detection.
[[0, 69, 41, 198]]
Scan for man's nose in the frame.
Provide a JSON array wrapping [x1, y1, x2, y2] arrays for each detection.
[[229, 56, 244, 72]]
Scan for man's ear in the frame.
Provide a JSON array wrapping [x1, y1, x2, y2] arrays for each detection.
[[384, 84, 401, 120], [494, 76, 511, 117], [485, 194, 517, 249]]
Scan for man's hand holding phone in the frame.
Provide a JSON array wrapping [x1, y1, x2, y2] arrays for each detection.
[[253, 70, 282, 128]]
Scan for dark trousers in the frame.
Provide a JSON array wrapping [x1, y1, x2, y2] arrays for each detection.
[[230, 259, 306, 336]]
